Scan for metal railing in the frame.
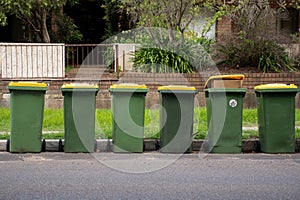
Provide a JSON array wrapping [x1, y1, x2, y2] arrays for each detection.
[[65, 44, 113, 68], [0, 43, 138, 78], [1, 42, 299, 78], [65, 43, 138, 72]]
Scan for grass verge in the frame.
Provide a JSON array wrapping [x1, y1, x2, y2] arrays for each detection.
[[0, 107, 300, 140]]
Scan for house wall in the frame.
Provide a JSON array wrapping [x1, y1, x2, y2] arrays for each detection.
[[216, 2, 300, 42], [299, 11, 300, 37], [216, 17, 233, 42]]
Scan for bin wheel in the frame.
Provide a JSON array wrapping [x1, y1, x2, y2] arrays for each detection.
[[143, 141, 145, 152], [94, 140, 97, 152], [58, 139, 64, 152], [201, 141, 209, 153], [155, 139, 160, 150], [6, 139, 10, 152], [42, 139, 46, 152], [253, 140, 261, 153]]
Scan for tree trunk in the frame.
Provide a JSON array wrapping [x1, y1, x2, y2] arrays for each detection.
[[41, 7, 50, 43]]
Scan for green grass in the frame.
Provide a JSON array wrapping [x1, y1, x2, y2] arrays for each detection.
[[296, 110, 300, 126], [144, 109, 160, 139], [242, 130, 259, 140], [0, 107, 10, 132], [0, 134, 9, 140], [193, 108, 208, 139], [96, 109, 112, 139], [65, 65, 74, 74], [42, 132, 65, 139], [43, 109, 64, 131], [242, 109, 257, 127], [1, 107, 300, 140], [296, 129, 300, 139]]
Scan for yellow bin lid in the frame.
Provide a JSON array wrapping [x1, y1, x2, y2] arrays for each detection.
[[254, 83, 298, 90], [8, 81, 47, 87], [61, 83, 98, 89], [110, 83, 147, 89], [204, 74, 245, 88], [158, 85, 196, 91]]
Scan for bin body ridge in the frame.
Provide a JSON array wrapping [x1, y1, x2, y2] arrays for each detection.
[[112, 93, 146, 152], [159, 93, 195, 153], [62, 85, 99, 153], [8, 82, 47, 153], [158, 86, 198, 153], [205, 88, 246, 153], [109, 84, 148, 153], [255, 85, 298, 153]]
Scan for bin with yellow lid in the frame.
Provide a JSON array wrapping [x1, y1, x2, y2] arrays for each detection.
[[254, 83, 299, 153], [204, 74, 245, 89], [7, 81, 48, 153], [204, 75, 247, 153], [157, 85, 198, 153], [61, 83, 99, 153], [109, 83, 149, 153]]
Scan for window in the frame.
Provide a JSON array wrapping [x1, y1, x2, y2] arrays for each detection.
[[277, 8, 299, 39]]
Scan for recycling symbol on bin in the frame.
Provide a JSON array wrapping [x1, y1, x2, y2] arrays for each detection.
[[229, 99, 238, 108]]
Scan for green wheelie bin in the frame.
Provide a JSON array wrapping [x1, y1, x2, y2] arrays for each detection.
[[61, 83, 99, 153], [109, 84, 148, 153], [8, 81, 48, 153], [254, 83, 299, 153], [204, 74, 246, 153], [158, 85, 198, 153]]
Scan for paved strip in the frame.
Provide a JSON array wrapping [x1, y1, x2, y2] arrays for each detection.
[[1, 138, 300, 153], [1, 126, 300, 134], [0, 130, 63, 134], [0, 152, 299, 200]]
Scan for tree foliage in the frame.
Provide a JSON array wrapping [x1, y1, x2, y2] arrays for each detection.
[[0, 0, 78, 43], [288, 0, 300, 9], [120, 0, 209, 48], [49, 12, 83, 43], [102, 0, 131, 40]]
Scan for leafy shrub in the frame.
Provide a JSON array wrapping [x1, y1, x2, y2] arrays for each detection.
[[132, 38, 214, 73], [132, 47, 194, 73], [218, 39, 296, 73], [290, 51, 300, 70]]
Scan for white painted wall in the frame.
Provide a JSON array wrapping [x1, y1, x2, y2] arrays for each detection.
[[115, 44, 140, 71]]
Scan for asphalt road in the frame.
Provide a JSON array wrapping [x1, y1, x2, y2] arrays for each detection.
[[0, 152, 300, 200]]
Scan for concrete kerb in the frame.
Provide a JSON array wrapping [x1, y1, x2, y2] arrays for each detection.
[[1, 139, 300, 153]]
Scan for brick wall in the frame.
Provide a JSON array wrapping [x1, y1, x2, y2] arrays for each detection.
[[0, 78, 118, 109], [216, 16, 233, 42], [119, 72, 300, 108], [119, 72, 300, 91], [1, 72, 300, 108]]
